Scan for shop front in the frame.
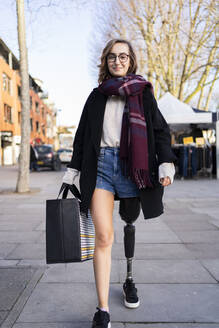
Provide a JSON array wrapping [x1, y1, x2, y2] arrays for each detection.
[[158, 93, 219, 180]]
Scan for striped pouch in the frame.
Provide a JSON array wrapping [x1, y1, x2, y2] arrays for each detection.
[[79, 209, 95, 261]]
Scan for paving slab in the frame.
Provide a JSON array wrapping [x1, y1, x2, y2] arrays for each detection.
[[161, 213, 216, 221], [0, 243, 17, 259], [164, 219, 218, 231], [0, 214, 41, 221], [116, 229, 182, 244], [16, 283, 219, 324], [41, 260, 120, 283], [163, 207, 194, 215], [34, 221, 45, 231], [110, 284, 219, 323], [0, 312, 8, 326], [190, 208, 219, 219], [185, 243, 219, 259], [125, 324, 219, 328], [17, 259, 47, 267], [118, 259, 217, 283], [201, 259, 219, 281], [0, 260, 19, 266], [0, 231, 42, 243], [17, 203, 45, 209], [190, 200, 219, 207], [209, 218, 219, 228], [0, 267, 36, 311], [6, 243, 45, 260], [0, 220, 40, 231], [175, 231, 219, 243], [115, 219, 173, 234], [14, 323, 124, 328], [16, 283, 97, 323], [36, 231, 46, 243], [112, 243, 194, 260]]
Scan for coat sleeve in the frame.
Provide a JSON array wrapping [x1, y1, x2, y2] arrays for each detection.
[[151, 94, 177, 165], [67, 91, 95, 171]]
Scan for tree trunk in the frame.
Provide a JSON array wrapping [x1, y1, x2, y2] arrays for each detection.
[[16, 0, 31, 193]]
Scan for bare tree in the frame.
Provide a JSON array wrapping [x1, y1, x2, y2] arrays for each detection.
[[91, 0, 219, 110], [16, 0, 31, 193], [15, 0, 89, 193]]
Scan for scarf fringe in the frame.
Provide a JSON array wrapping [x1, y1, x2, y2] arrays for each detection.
[[121, 159, 153, 189]]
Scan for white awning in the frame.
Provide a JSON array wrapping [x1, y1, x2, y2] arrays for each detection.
[[157, 92, 212, 124]]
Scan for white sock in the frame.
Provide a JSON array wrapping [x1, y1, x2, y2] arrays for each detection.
[[99, 307, 109, 313]]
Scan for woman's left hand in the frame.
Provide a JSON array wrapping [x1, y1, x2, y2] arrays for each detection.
[[160, 176, 171, 187], [159, 163, 175, 186]]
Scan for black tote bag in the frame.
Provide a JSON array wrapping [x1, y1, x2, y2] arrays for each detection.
[[46, 183, 95, 264]]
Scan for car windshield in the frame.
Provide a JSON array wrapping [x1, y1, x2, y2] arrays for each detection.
[[35, 146, 52, 154], [58, 149, 72, 153]]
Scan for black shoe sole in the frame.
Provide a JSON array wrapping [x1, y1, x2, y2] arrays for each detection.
[[123, 289, 140, 308]]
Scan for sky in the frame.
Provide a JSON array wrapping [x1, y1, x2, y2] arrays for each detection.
[[0, 0, 97, 127]]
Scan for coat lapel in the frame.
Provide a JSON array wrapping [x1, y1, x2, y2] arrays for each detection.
[[88, 89, 108, 155]]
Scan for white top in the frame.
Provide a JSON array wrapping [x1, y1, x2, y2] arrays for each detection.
[[100, 95, 125, 147]]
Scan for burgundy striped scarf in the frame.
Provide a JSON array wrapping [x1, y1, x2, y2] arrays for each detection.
[[98, 73, 154, 189]]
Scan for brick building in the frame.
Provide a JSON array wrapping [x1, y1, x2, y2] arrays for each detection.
[[0, 39, 57, 165]]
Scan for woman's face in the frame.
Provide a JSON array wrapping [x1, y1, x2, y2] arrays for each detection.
[[107, 42, 130, 77]]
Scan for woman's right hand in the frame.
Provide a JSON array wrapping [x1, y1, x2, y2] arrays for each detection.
[[62, 168, 79, 185]]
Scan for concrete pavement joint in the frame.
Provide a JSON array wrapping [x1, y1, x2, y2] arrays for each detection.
[[200, 261, 219, 283], [1, 267, 45, 328]]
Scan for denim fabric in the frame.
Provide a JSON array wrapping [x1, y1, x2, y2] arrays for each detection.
[[96, 147, 140, 198]]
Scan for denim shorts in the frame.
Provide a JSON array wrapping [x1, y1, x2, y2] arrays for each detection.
[[96, 147, 140, 198]]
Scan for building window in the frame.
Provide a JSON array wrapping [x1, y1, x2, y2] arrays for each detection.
[[36, 121, 40, 133], [42, 127, 45, 135], [3, 73, 11, 94], [42, 107, 44, 117], [4, 104, 12, 123], [30, 118, 33, 131], [18, 112, 21, 124], [30, 96, 32, 109], [35, 101, 40, 113], [17, 86, 21, 99]]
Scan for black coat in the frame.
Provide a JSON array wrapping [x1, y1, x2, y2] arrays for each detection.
[[67, 86, 177, 219]]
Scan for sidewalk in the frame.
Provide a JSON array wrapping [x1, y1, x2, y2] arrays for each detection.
[[0, 165, 219, 328]]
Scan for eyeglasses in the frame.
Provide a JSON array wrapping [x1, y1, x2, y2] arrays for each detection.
[[107, 53, 129, 63]]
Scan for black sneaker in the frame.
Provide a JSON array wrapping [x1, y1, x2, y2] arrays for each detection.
[[123, 278, 140, 308], [91, 307, 111, 328]]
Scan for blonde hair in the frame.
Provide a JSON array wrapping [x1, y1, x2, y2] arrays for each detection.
[[98, 39, 138, 84]]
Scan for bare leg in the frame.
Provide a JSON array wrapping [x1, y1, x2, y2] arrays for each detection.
[[90, 188, 114, 312]]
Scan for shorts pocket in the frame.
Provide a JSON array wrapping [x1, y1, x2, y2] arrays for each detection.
[[98, 149, 105, 161]]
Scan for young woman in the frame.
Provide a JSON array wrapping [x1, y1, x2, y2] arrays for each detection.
[[62, 39, 176, 328]]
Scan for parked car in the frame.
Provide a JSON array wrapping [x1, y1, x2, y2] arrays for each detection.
[[34, 144, 61, 171], [57, 148, 73, 163]]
